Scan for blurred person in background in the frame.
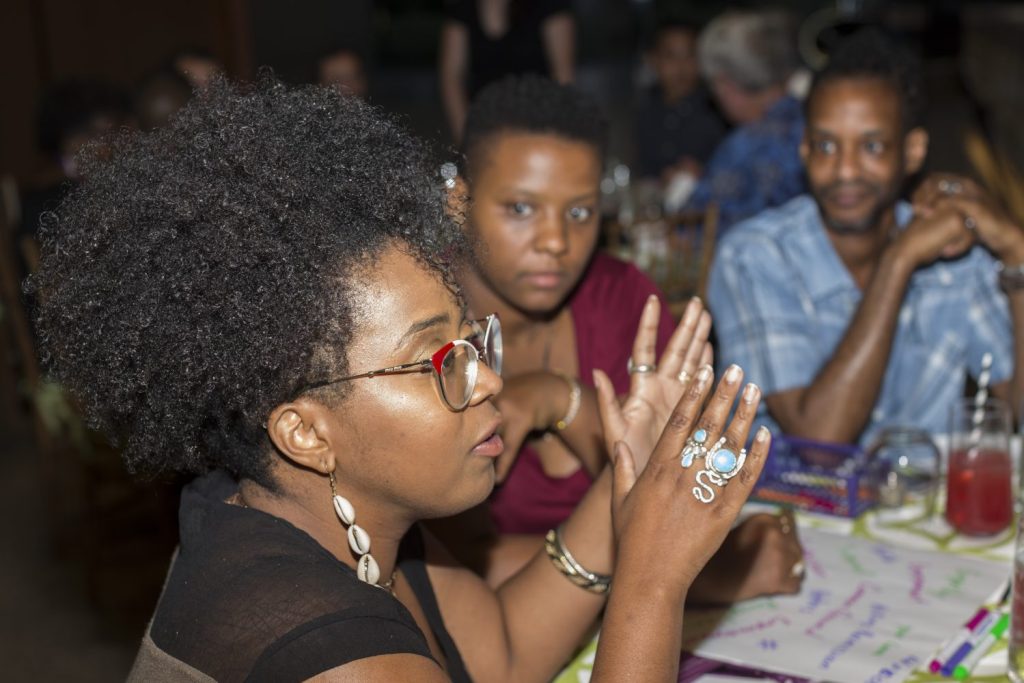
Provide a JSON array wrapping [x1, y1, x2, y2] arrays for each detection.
[[317, 48, 369, 99], [134, 69, 193, 131], [634, 20, 728, 185], [685, 9, 806, 232], [171, 48, 223, 91], [18, 79, 131, 277], [708, 29, 1024, 446], [439, 0, 575, 142], [431, 76, 804, 604]]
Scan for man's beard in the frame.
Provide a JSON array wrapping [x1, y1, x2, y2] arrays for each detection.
[[813, 179, 901, 235]]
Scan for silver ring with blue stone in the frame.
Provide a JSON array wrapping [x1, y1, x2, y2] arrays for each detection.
[[691, 441, 747, 503], [680, 427, 711, 468]]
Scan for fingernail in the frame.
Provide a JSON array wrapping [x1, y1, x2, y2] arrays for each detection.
[[592, 369, 600, 386], [691, 295, 702, 305], [648, 294, 657, 303], [742, 383, 760, 404], [697, 364, 713, 384], [724, 364, 741, 384], [756, 426, 771, 443]]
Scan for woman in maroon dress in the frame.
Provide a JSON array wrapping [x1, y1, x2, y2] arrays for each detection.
[[438, 75, 805, 600]]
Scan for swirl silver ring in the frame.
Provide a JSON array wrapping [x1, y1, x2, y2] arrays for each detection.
[[790, 559, 806, 578], [963, 214, 977, 231], [677, 370, 690, 384], [627, 358, 657, 374], [692, 440, 747, 503]]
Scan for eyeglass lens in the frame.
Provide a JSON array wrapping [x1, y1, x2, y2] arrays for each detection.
[[438, 317, 501, 410]]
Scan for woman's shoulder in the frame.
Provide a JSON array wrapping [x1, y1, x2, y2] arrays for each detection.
[[148, 477, 433, 680]]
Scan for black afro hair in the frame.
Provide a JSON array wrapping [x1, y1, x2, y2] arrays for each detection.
[[29, 75, 466, 489], [460, 74, 608, 180], [806, 27, 925, 132]]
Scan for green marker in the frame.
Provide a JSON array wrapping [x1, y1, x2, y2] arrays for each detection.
[[953, 613, 1011, 680]]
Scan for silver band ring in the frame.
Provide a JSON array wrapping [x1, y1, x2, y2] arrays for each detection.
[[963, 215, 977, 231], [627, 358, 657, 374], [791, 560, 806, 578], [939, 178, 963, 195]]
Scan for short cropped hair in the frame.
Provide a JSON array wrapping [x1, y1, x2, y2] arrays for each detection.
[[460, 74, 608, 179], [697, 10, 800, 92], [29, 76, 465, 489], [805, 27, 925, 132]]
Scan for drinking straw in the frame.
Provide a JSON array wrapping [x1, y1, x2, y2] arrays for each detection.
[[970, 352, 993, 443]]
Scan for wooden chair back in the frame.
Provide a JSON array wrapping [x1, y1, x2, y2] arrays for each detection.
[[605, 204, 719, 318]]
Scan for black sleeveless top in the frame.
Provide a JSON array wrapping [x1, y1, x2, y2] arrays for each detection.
[[149, 470, 471, 682]]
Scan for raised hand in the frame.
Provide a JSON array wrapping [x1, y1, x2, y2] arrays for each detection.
[[609, 362, 768, 594], [593, 295, 712, 474]]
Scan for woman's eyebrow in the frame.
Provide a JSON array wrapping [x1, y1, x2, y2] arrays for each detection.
[[393, 312, 450, 352]]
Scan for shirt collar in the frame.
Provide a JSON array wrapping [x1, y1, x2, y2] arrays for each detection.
[[799, 198, 913, 302]]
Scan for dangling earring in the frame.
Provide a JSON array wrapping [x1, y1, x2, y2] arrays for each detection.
[[329, 471, 381, 586]]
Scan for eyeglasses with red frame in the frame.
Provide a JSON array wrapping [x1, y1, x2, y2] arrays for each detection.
[[297, 314, 502, 411]]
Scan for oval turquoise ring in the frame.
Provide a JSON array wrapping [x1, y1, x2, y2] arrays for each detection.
[[706, 442, 746, 480]]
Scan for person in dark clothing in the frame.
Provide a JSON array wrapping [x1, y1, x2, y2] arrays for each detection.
[[30, 76, 770, 681], [440, 0, 575, 141], [635, 21, 729, 182]]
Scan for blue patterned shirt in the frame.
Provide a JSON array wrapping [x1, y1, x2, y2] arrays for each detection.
[[688, 95, 806, 233], [707, 194, 1014, 445]]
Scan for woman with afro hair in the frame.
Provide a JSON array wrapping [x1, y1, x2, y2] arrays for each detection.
[[31, 76, 769, 682]]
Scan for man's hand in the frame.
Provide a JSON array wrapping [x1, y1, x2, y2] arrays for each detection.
[[690, 511, 805, 604]]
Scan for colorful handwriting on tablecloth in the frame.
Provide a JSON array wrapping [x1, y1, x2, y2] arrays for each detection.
[[819, 603, 888, 670], [864, 654, 921, 683], [804, 582, 880, 637], [930, 568, 980, 600], [908, 563, 926, 604], [800, 589, 830, 614]]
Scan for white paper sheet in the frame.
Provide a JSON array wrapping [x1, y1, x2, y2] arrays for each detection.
[[681, 527, 1009, 683]]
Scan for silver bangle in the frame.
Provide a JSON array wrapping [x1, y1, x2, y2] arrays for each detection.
[[544, 526, 611, 594], [554, 373, 581, 431], [997, 262, 1024, 291]]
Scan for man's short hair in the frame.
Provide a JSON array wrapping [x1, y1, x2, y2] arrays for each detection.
[[697, 10, 800, 92], [805, 27, 925, 132]]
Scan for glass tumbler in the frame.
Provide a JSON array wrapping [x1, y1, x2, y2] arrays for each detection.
[[946, 397, 1013, 536], [1011, 516, 1024, 681], [865, 426, 941, 516]]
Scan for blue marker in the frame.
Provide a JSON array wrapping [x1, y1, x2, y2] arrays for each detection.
[[940, 612, 998, 676]]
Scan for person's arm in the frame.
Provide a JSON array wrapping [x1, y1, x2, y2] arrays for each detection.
[[429, 361, 767, 683], [766, 206, 977, 443], [926, 184, 1024, 421], [541, 12, 574, 84], [439, 21, 470, 143]]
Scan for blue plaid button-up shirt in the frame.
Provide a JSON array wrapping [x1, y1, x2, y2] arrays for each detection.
[[687, 95, 807, 233], [708, 194, 1013, 445]]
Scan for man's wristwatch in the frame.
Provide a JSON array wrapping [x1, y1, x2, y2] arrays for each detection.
[[997, 261, 1024, 290]]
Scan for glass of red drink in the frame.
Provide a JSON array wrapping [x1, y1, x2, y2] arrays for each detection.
[[946, 398, 1013, 536]]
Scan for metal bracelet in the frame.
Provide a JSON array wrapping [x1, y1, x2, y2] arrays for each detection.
[[554, 373, 582, 431], [997, 261, 1024, 291], [544, 527, 612, 594]]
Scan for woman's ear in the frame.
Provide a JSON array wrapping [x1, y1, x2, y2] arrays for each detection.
[[446, 174, 470, 226], [266, 400, 336, 474]]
